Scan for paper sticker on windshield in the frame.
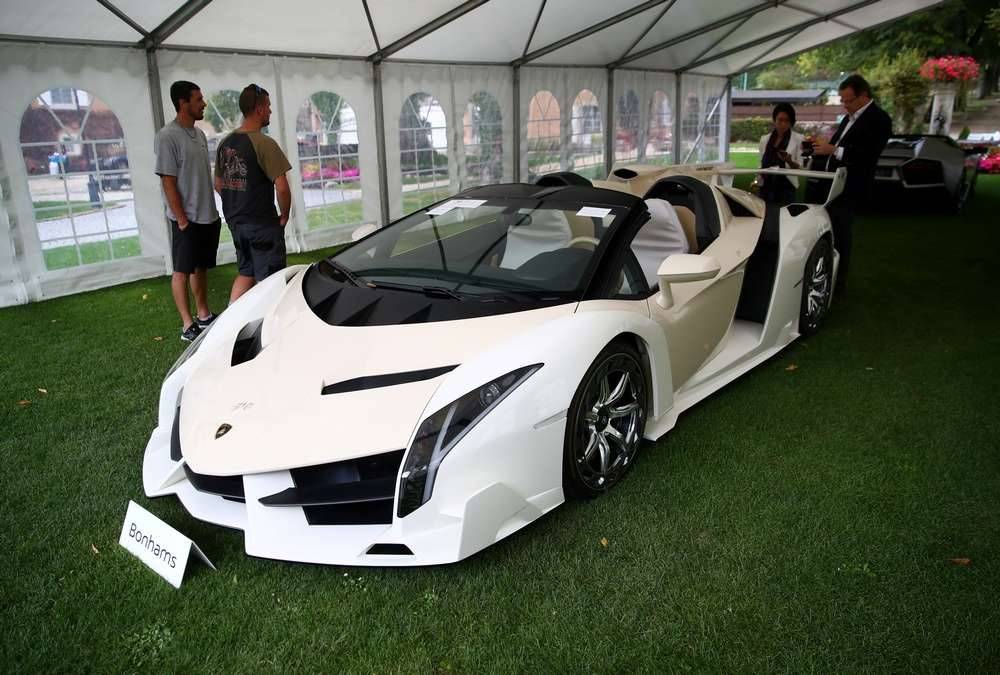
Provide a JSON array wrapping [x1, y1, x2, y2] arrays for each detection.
[[427, 202, 456, 216], [427, 199, 485, 216], [577, 207, 612, 218]]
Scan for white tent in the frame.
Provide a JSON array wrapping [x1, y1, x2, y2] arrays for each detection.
[[0, 0, 944, 306]]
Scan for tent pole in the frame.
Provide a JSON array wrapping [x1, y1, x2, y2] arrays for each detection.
[[672, 74, 682, 164], [721, 78, 732, 163], [372, 62, 390, 227], [605, 67, 615, 176], [146, 49, 165, 131], [512, 65, 521, 183], [145, 47, 171, 274]]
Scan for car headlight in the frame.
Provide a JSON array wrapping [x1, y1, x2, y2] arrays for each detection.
[[165, 320, 216, 379], [397, 364, 542, 518]]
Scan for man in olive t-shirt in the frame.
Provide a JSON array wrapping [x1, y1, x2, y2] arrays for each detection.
[[215, 83, 292, 303]]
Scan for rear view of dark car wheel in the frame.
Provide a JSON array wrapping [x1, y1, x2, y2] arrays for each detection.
[[563, 341, 647, 499], [799, 237, 833, 337]]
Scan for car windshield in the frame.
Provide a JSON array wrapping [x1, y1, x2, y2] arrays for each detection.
[[330, 196, 627, 298]]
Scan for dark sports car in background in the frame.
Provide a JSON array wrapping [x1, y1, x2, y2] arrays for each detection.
[[874, 134, 981, 210]]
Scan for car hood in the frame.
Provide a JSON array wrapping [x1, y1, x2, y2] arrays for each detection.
[[180, 271, 575, 476]]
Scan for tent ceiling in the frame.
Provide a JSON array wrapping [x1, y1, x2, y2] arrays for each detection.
[[0, 0, 945, 75]]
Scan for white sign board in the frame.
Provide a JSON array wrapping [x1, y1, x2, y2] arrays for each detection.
[[119, 500, 215, 588]]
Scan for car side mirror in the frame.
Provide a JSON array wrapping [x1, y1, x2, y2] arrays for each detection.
[[656, 254, 720, 309], [351, 222, 379, 241]]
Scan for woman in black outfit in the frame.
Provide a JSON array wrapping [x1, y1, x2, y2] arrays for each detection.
[[757, 102, 804, 205]]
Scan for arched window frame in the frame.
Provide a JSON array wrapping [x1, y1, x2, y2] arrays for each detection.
[[399, 92, 449, 213], [296, 91, 362, 232], [569, 89, 603, 180], [19, 87, 139, 270], [463, 91, 503, 188], [614, 89, 640, 163], [526, 90, 561, 183], [645, 90, 674, 166]]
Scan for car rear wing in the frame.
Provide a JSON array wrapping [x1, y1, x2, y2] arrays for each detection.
[[709, 167, 848, 207]]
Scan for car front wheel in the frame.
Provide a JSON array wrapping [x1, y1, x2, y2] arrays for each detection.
[[563, 342, 647, 499], [800, 237, 833, 337]]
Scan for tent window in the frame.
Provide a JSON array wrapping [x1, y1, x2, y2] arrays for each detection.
[[399, 92, 449, 213], [463, 91, 502, 188], [681, 95, 701, 160], [526, 90, 560, 183], [646, 90, 673, 166], [569, 89, 603, 180], [296, 92, 361, 233], [19, 87, 139, 271], [703, 96, 721, 162], [614, 89, 640, 163]]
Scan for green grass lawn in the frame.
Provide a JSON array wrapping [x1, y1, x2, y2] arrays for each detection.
[[33, 199, 101, 221], [306, 200, 363, 231], [43, 235, 142, 270], [2, 179, 1000, 671]]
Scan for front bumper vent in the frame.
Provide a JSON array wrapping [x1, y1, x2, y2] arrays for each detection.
[[260, 449, 405, 525]]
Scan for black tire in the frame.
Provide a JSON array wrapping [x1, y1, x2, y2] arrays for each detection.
[[800, 237, 833, 337], [563, 341, 647, 499], [952, 178, 968, 213]]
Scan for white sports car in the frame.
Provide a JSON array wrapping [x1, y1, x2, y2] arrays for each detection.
[[143, 163, 845, 566]]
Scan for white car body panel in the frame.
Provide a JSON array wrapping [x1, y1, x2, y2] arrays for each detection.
[[142, 163, 839, 566]]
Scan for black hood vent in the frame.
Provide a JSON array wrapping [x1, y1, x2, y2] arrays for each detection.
[[321, 365, 458, 395], [231, 319, 264, 366], [302, 261, 566, 327]]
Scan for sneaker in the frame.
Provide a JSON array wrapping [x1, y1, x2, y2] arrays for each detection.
[[196, 312, 217, 329], [181, 323, 202, 342]]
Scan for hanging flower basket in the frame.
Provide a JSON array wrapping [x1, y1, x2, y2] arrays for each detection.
[[919, 56, 980, 83]]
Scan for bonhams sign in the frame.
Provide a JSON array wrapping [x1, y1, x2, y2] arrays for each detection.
[[118, 501, 214, 588]]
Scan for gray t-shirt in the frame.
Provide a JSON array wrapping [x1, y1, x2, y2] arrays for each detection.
[[154, 120, 219, 223]]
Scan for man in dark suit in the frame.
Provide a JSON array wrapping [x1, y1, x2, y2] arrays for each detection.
[[809, 74, 892, 294]]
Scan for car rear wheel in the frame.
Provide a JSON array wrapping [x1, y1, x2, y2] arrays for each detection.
[[799, 237, 833, 337], [563, 342, 647, 499]]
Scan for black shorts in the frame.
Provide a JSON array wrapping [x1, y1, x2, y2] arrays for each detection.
[[171, 218, 222, 274], [230, 223, 287, 282]]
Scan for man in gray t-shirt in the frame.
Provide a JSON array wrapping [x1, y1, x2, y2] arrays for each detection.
[[154, 80, 222, 342]]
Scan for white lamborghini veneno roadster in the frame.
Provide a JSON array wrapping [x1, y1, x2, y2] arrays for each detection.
[[143, 163, 846, 566]]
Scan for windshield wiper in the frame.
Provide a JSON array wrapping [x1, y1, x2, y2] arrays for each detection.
[[367, 280, 464, 300], [325, 259, 364, 286]]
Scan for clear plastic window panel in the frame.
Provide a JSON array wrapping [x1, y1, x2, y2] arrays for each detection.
[[526, 90, 561, 183], [569, 89, 603, 181], [681, 94, 702, 163], [645, 90, 673, 166], [296, 91, 362, 233], [399, 92, 450, 214], [463, 92, 503, 189], [614, 90, 640, 163], [19, 88, 139, 271]]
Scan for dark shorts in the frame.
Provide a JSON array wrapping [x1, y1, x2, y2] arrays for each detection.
[[230, 223, 287, 282], [171, 218, 222, 274]]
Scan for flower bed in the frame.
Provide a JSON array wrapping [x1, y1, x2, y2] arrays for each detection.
[[919, 56, 980, 83], [301, 165, 360, 182]]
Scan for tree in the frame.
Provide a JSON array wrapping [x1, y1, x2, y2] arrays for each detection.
[[310, 91, 343, 139], [868, 49, 931, 132], [790, 0, 1000, 96], [204, 90, 241, 133], [754, 62, 800, 90]]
